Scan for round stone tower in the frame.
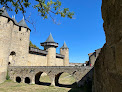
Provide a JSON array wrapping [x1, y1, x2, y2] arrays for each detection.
[[41, 33, 58, 66], [0, 7, 13, 83], [60, 42, 69, 66]]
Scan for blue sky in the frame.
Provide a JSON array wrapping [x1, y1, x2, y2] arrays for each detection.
[[2, 0, 105, 63]]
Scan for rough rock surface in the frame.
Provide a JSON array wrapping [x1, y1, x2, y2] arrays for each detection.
[[93, 0, 122, 92]]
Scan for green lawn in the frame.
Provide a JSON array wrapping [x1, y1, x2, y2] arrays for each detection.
[[0, 80, 69, 92], [0, 80, 85, 92]]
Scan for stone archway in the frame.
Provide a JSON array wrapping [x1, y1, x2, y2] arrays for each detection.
[[55, 72, 63, 86], [35, 72, 51, 86], [16, 76, 21, 83], [35, 72, 43, 84], [25, 77, 31, 84], [55, 72, 76, 88]]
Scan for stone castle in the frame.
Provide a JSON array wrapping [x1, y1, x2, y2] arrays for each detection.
[[0, 7, 69, 83]]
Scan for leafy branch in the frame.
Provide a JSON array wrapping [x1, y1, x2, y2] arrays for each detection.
[[0, 0, 74, 20]]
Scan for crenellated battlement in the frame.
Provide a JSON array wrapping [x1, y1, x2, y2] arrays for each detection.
[[0, 7, 31, 33]]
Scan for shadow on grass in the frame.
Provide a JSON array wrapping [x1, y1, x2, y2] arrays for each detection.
[[68, 81, 92, 92], [36, 82, 51, 86], [36, 82, 75, 88]]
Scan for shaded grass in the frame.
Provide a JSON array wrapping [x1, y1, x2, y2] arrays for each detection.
[[0, 73, 87, 92]]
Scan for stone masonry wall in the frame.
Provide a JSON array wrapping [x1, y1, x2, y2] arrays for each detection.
[[27, 54, 47, 66], [55, 58, 64, 66], [47, 47, 56, 66], [89, 53, 96, 66], [60, 48, 69, 66], [10, 24, 30, 66], [93, 0, 122, 92], [0, 16, 13, 83]]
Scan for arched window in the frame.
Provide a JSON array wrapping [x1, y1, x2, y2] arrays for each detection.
[[55, 72, 76, 87]]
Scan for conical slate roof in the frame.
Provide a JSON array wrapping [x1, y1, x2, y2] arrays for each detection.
[[41, 33, 58, 47], [18, 17, 28, 28], [61, 41, 68, 49], [45, 33, 55, 42], [0, 7, 10, 18], [12, 15, 18, 24]]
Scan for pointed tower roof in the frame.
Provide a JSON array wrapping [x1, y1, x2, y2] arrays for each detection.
[[12, 15, 18, 24], [45, 33, 55, 42], [61, 41, 68, 49], [0, 7, 10, 18], [41, 33, 58, 48], [18, 17, 28, 28]]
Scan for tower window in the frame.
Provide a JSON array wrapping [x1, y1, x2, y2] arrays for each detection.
[[10, 51, 16, 56], [8, 62, 11, 65]]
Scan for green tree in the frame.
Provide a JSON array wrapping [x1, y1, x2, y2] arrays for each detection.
[[0, 0, 74, 19], [29, 41, 39, 49], [29, 41, 33, 47]]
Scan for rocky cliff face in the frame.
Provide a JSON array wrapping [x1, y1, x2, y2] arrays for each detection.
[[93, 0, 122, 92]]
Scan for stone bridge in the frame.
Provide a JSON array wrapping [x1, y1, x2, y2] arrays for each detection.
[[8, 66, 92, 87]]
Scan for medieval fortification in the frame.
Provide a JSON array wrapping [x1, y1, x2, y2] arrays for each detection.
[[0, 0, 122, 91], [0, 7, 69, 83], [0, 7, 101, 87]]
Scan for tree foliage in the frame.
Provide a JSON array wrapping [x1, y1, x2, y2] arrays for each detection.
[[29, 41, 39, 49], [0, 0, 74, 19]]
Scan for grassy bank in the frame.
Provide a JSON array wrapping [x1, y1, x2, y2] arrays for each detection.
[[0, 73, 86, 92]]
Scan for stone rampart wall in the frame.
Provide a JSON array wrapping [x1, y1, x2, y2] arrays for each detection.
[[27, 54, 47, 66]]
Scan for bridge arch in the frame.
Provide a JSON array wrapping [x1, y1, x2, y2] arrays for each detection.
[[35, 71, 43, 84], [55, 72, 76, 87], [55, 72, 63, 86], [35, 71, 51, 86]]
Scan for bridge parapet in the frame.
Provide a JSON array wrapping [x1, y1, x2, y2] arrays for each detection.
[[8, 66, 92, 87]]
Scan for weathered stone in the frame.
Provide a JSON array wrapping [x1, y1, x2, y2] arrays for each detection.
[[8, 66, 92, 87], [0, 17, 13, 83], [60, 48, 69, 66], [93, 0, 122, 92]]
